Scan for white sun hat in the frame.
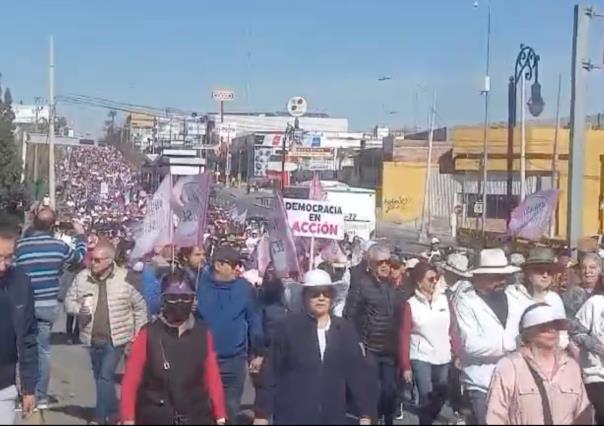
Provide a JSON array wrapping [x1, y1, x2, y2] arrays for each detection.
[[520, 303, 569, 333], [405, 258, 420, 269], [303, 269, 334, 287], [441, 253, 472, 278], [471, 248, 521, 275]]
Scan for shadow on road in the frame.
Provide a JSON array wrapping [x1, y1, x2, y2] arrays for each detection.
[[47, 405, 93, 423]]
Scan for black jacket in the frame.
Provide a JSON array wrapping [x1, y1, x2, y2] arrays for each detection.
[[344, 272, 405, 356], [0, 267, 38, 394], [254, 313, 375, 425]]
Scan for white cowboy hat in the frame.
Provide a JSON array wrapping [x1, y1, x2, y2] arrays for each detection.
[[405, 258, 420, 269], [471, 248, 520, 275], [441, 253, 472, 278]]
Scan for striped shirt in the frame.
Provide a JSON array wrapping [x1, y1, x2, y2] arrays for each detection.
[[15, 231, 87, 307]]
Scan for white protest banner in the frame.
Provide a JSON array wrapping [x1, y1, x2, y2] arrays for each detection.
[[508, 189, 560, 241], [131, 175, 172, 259], [171, 172, 212, 247], [283, 198, 345, 240]]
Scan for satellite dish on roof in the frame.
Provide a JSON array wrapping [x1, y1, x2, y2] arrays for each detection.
[[287, 96, 307, 118]]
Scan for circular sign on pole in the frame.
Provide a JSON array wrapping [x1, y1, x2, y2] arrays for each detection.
[[287, 96, 307, 117], [212, 90, 235, 102]]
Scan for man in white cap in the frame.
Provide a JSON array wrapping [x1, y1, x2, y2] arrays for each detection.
[[439, 252, 472, 303], [452, 248, 532, 425]]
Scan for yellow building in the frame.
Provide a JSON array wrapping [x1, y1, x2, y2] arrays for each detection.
[[451, 125, 604, 238]]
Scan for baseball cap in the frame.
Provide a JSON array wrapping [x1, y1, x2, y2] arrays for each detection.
[[160, 272, 195, 296], [519, 303, 569, 333], [212, 245, 241, 265]]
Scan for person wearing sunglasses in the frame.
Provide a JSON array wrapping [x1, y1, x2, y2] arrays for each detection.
[[254, 269, 373, 425], [196, 245, 264, 424], [507, 248, 569, 349], [120, 271, 226, 425], [452, 248, 529, 425], [399, 261, 461, 425], [344, 243, 404, 425]]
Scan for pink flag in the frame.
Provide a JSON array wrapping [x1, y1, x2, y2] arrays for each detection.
[[320, 239, 347, 264], [171, 172, 212, 248], [508, 189, 560, 241], [308, 172, 326, 201], [267, 192, 301, 279]]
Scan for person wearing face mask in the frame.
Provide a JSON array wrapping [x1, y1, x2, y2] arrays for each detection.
[[253, 270, 374, 425], [120, 271, 227, 425], [452, 248, 530, 425]]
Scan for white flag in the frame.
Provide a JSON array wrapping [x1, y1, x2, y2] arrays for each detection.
[[171, 173, 212, 247], [131, 175, 173, 259]]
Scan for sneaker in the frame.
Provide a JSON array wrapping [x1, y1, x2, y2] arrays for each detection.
[[449, 411, 466, 425], [395, 403, 405, 421], [36, 399, 49, 410]]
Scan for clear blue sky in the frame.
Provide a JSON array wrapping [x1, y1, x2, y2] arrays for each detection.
[[1, 0, 602, 136]]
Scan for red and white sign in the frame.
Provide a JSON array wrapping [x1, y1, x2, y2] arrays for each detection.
[[283, 198, 345, 240]]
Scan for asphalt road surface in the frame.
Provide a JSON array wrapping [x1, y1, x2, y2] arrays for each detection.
[[16, 312, 461, 425]]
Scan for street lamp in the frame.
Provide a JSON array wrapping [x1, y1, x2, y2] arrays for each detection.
[[507, 44, 544, 215]]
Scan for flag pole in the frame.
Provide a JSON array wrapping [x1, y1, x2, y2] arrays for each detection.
[[310, 236, 315, 271], [168, 173, 176, 271]]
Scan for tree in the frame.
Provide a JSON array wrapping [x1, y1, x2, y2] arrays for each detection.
[[0, 78, 25, 213]]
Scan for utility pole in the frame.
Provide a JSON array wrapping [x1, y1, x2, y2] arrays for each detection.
[[567, 5, 591, 251], [480, 0, 492, 237], [420, 89, 436, 240], [550, 72, 562, 238], [48, 36, 56, 209]]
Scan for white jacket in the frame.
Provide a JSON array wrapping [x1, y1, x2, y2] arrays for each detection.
[[65, 266, 148, 347], [453, 285, 531, 393], [506, 284, 569, 349], [407, 291, 453, 365], [575, 294, 604, 384]]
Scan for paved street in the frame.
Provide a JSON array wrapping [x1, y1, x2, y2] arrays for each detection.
[[15, 311, 460, 425]]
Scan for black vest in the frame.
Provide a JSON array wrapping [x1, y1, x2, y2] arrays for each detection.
[[135, 318, 211, 425]]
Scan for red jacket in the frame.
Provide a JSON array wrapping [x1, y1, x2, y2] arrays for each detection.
[[120, 326, 227, 422]]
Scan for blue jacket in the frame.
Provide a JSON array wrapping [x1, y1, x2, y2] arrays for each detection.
[[141, 264, 162, 317], [0, 267, 38, 394], [254, 313, 375, 424], [196, 268, 264, 359]]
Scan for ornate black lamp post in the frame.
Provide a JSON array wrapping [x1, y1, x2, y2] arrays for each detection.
[[506, 44, 545, 212]]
